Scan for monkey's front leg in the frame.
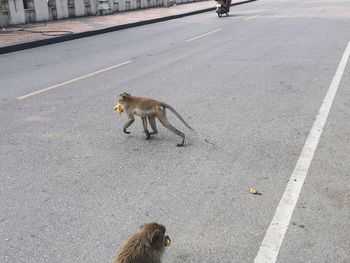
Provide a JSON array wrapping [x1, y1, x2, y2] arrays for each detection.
[[123, 115, 135, 134], [141, 117, 151, 140]]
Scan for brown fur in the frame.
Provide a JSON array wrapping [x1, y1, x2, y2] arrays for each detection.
[[112, 223, 170, 263]]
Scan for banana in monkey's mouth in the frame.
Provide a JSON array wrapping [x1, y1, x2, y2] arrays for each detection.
[[114, 103, 124, 114], [164, 236, 171, 247]]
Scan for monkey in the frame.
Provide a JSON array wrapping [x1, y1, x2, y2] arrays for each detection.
[[115, 92, 194, 147], [112, 222, 171, 263]]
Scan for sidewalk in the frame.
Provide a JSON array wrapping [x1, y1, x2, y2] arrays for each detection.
[[0, 0, 256, 54]]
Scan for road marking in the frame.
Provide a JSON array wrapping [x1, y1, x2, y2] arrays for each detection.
[[254, 40, 350, 263], [245, 14, 260, 20], [17, 60, 132, 100], [185, 29, 222, 42], [245, 5, 283, 20]]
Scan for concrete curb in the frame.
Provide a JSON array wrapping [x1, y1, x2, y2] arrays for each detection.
[[0, 0, 257, 55]]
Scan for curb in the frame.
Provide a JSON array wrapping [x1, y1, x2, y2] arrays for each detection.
[[0, 0, 257, 55]]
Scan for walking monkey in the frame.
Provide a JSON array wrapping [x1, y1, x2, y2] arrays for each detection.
[[115, 92, 194, 147]]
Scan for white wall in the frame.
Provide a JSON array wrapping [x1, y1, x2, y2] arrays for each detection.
[[56, 0, 69, 19], [90, 0, 97, 14], [75, 0, 85, 16], [33, 0, 49, 21], [8, 0, 25, 25], [1, 0, 208, 26]]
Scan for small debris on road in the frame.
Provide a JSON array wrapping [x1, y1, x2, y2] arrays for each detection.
[[292, 221, 306, 230], [248, 187, 262, 195]]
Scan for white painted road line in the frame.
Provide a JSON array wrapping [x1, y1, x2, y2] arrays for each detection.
[[17, 60, 132, 100], [186, 29, 222, 42], [245, 5, 284, 20], [245, 14, 260, 20], [254, 40, 350, 263]]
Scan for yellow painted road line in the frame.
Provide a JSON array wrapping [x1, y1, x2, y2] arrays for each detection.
[[17, 60, 132, 100], [186, 29, 222, 42]]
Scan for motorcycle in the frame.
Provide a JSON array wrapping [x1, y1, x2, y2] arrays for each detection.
[[215, 0, 230, 17]]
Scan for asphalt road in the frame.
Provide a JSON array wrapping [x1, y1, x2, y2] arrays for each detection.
[[1, 0, 350, 262]]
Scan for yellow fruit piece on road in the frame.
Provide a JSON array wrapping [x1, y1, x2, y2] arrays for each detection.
[[248, 187, 262, 195], [248, 187, 258, 194]]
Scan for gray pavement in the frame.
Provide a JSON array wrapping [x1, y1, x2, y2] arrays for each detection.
[[0, 0, 255, 53], [0, 0, 350, 262]]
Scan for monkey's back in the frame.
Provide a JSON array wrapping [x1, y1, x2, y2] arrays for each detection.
[[113, 236, 163, 263]]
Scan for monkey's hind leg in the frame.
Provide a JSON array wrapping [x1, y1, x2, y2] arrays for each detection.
[[157, 114, 185, 147], [148, 116, 158, 136], [123, 115, 135, 134]]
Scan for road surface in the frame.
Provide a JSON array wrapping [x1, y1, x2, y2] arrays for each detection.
[[0, 0, 349, 262]]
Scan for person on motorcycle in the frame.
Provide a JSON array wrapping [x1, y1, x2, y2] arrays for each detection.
[[215, 0, 231, 15], [224, 0, 231, 11]]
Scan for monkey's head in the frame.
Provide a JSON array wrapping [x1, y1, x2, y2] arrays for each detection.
[[138, 222, 171, 250], [113, 223, 171, 263], [118, 92, 131, 103]]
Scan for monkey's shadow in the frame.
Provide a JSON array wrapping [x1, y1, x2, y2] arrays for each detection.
[[122, 133, 194, 148]]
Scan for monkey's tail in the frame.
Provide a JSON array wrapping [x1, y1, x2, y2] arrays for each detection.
[[162, 103, 216, 145], [162, 103, 195, 131]]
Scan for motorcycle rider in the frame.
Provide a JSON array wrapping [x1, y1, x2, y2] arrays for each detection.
[[215, 0, 231, 14]]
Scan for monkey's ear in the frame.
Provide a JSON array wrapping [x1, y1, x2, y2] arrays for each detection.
[[151, 229, 164, 245]]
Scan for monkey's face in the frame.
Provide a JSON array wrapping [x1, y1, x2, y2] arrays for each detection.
[[118, 92, 131, 103], [140, 223, 171, 250]]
